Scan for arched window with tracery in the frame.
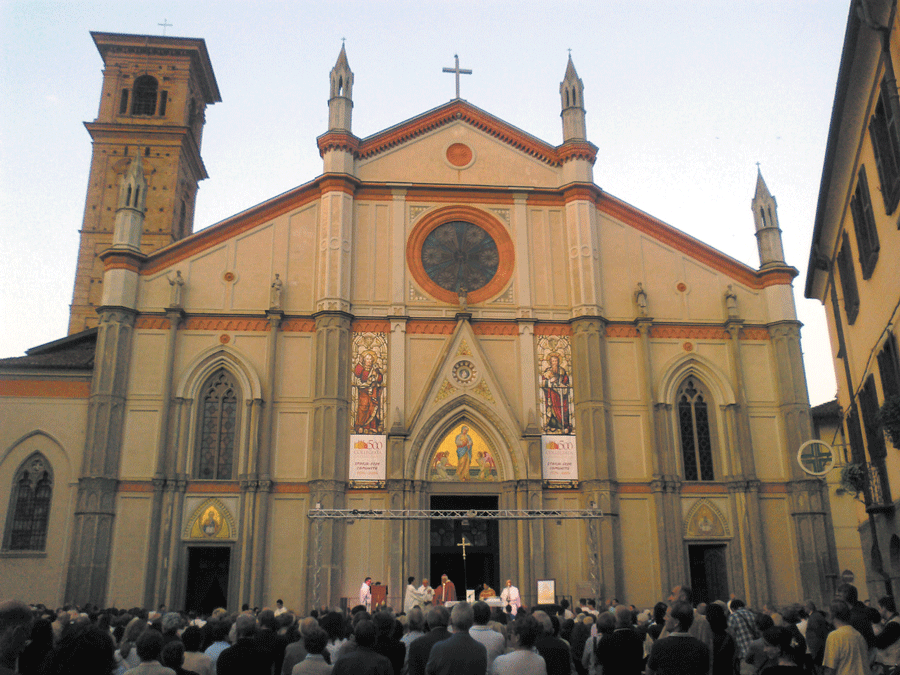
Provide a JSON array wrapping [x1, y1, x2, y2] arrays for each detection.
[[3, 453, 53, 551], [131, 75, 159, 116], [677, 378, 715, 481], [195, 369, 240, 480]]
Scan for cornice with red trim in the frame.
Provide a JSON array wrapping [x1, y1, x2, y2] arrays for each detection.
[[99, 249, 145, 273], [598, 193, 799, 290], [557, 141, 599, 165], [316, 130, 360, 157]]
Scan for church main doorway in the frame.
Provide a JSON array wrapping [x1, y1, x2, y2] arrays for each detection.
[[429, 495, 499, 600], [688, 544, 729, 604], [184, 546, 230, 613]]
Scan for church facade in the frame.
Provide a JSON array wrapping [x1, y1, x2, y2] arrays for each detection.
[[0, 33, 839, 612]]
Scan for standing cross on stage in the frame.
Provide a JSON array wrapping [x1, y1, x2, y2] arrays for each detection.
[[443, 54, 472, 99], [457, 536, 471, 595]]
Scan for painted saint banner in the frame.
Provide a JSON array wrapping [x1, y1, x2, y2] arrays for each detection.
[[351, 332, 388, 434], [536, 335, 574, 434], [541, 435, 578, 481], [349, 435, 386, 481]]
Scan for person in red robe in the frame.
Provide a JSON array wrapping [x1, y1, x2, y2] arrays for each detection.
[[433, 574, 457, 605]]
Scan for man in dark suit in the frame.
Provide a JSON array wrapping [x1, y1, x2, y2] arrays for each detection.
[[646, 601, 711, 675], [408, 606, 451, 675], [596, 605, 644, 675], [533, 610, 575, 675], [218, 614, 269, 675], [425, 602, 487, 675], [331, 620, 392, 675]]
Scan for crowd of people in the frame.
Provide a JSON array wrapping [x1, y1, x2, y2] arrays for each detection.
[[0, 582, 897, 675]]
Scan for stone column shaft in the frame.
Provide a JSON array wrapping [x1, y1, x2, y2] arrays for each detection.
[[65, 307, 136, 606]]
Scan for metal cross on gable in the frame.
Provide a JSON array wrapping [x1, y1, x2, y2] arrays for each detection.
[[443, 54, 472, 100], [158, 19, 173, 36]]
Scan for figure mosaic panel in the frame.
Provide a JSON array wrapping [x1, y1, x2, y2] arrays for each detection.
[[430, 425, 499, 482], [537, 335, 574, 434], [351, 332, 388, 434]]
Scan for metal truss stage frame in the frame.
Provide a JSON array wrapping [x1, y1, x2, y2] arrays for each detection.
[[307, 506, 605, 607]]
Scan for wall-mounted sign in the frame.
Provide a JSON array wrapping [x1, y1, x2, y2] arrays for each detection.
[[542, 435, 578, 483], [349, 435, 386, 486], [797, 439, 835, 476]]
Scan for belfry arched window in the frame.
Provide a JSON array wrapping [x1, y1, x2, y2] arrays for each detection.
[[3, 453, 52, 551], [195, 369, 240, 480], [677, 378, 715, 481], [131, 75, 159, 116]]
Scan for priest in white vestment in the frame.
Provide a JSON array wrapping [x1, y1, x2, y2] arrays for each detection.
[[500, 579, 521, 615]]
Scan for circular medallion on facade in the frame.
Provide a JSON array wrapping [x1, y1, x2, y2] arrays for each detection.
[[223, 271, 235, 282], [407, 205, 514, 305], [452, 360, 478, 386], [797, 439, 835, 476], [220, 334, 231, 344], [682, 341, 693, 351], [446, 143, 474, 168], [676, 282, 687, 292], [421, 221, 499, 295]]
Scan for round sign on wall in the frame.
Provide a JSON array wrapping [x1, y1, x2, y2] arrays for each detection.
[[796, 439, 835, 476]]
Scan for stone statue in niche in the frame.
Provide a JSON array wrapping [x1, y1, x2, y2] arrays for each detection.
[[270, 274, 283, 309], [168, 270, 184, 307]]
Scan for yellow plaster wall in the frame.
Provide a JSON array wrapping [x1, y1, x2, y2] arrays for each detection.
[[344, 494, 389, 601], [749, 415, 787, 480], [356, 123, 560, 187], [606, 341, 641, 402], [543, 494, 586, 593], [230, 335, 268, 382], [273, 410, 311, 480], [285, 205, 318, 312], [267, 495, 311, 611], [478, 336, 521, 416], [277, 334, 314, 399], [406, 336, 448, 412], [352, 202, 392, 304], [106, 494, 152, 608], [128, 332, 167, 395], [612, 414, 649, 480], [528, 208, 570, 307], [231, 223, 275, 311], [0, 423, 80, 606], [741, 344, 776, 403], [619, 497, 661, 607], [120, 409, 161, 479], [759, 496, 801, 605], [186, 246, 229, 310]]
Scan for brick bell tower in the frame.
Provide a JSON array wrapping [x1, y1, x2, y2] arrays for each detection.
[[68, 32, 220, 333]]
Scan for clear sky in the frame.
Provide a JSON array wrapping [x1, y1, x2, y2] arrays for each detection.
[[0, 0, 849, 406]]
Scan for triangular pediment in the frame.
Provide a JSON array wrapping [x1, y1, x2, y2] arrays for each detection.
[[406, 319, 522, 444], [358, 99, 566, 165]]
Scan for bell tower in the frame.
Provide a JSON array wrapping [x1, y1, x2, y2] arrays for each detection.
[[69, 32, 220, 334]]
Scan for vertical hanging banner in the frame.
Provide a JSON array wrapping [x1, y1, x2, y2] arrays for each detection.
[[350, 331, 388, 487], [541, 435, 578, 487], [349, 435, 387, 487]]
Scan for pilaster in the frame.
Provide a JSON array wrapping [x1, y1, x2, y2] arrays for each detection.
[[310, 311, 352, 606], [570, 317, 622, 599], [316, 177, 356, 314], [564, 186, 603, 317], [65, 306, 136, 606]]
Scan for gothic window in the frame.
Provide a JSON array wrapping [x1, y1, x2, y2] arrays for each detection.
[[195, 369, 240, 480], [849, 167, 880, 279], [3, 454, 52, 551], [677, 378, 715, 481], [836, 232, 860, 325], [131, 75, 159, 116], [869, 65, 900, 214]]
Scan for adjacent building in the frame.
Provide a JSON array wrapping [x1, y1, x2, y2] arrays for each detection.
[[806, 0, 900, 599]]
